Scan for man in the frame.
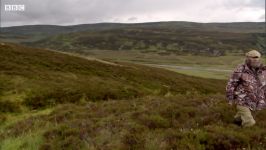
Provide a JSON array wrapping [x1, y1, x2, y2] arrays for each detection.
[[226, 50, 266, 127]]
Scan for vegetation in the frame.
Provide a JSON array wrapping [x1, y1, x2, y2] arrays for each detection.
[[0, 43, 225, 109], [1, 21, 265, 56], [27, 28, 265, 56], [1, 43, 266, 149], [2, 95, 266, 149]]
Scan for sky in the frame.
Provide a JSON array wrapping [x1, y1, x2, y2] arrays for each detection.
[[1, 0, 265, 27]]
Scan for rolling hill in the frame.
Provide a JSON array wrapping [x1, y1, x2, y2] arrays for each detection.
[[1, 43, 266, 149], [0, 42, 225, 109]]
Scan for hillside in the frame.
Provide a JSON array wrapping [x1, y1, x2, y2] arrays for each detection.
[[1, 43, 266, 149], [0, 43, 225, 108], [1, 21, 265, 56]]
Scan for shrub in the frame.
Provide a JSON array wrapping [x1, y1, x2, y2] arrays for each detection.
[[40, 125, 85, 150], [0, 114, 7, 124], [24, 88, 83, 109], [138, 114, 170, 129], [121, 124, 146, 149], [0, 100, 21, 113]]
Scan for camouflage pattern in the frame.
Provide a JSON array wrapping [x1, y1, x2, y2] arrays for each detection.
[[226, 63, 266, 110]]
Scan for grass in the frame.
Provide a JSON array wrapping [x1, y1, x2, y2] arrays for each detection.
[[1, 43, 266, 149], [0, 108, 53, 129], [0, 43, 226, 111], [66, 50, 249, 79], [164, 68, 230, 79], [1, 94, 266, 149], [1, 130, 44, 150], [85, 50, 246, 67], [0, 108, 53, 150]]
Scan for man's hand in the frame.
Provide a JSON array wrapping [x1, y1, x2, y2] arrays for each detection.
[[228, 95, 236, 106], [229, 100, 234, 106]]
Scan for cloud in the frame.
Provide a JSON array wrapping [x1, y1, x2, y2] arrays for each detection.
[[223, 0, 265, 9], [127, 17, 138, 22], [1, 0, 265, 27], [259, 14, 265, 21]]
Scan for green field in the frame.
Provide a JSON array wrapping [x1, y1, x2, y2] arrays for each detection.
[[74, 50, 257, 79]]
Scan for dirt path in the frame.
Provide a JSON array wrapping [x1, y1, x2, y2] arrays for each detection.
[[45, 49, 122, 66], [142, 63, 232, 72]]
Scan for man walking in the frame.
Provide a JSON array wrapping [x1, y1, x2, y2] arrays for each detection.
[[226, 50, 266, 127]]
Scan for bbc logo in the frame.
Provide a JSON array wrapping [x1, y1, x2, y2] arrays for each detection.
[[5, 5, 25, 11]]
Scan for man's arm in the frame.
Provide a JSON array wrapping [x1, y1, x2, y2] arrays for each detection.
[[226, 66, 242, 105]]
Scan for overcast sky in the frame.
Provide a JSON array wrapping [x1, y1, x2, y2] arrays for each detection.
[[1, 0, 265, 27]]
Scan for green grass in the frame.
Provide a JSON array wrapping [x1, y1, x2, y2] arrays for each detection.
[[0, 108, 53, 129], [72, 50, 266, 79], [0, 43, 226, 111], [1, 130, 44, 150], [0, 108, 53, 150], [1, 94, 266, 149], [1, 43, 266, 149], [167, 69, 230, 80], [86, 50, 246, 67]]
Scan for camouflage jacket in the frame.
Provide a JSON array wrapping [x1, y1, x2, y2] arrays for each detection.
[[226, 63, 266, 110]]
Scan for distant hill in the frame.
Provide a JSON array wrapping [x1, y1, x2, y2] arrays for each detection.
[[1, 21, 265, 56]]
